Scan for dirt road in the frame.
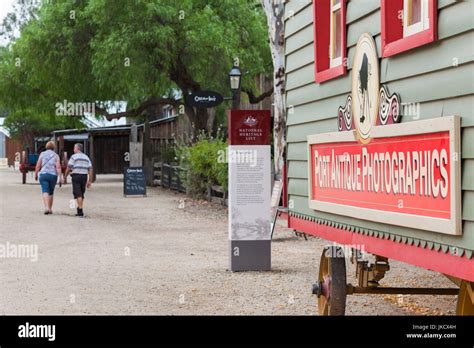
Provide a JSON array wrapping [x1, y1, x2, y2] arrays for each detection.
[[0, 169, 457, 315]]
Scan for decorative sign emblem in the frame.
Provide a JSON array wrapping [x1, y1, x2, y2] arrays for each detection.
[[378, 85, 401, 125], [352, 33, 379, 142], [338, 34, 401, 140], [243, 115, 258, 127], [185, 90, 224, 108]]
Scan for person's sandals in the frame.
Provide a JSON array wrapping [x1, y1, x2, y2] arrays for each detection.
[[44, 210, 50, 215]]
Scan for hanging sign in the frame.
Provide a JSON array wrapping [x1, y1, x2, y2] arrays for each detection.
[[308, 34, 461, 235], [185, 90, 224, 108]]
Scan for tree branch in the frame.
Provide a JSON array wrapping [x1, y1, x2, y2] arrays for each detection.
[[170, 55, 201, 94], [242, 87, 274, 104], [96, 97, 181, 121]]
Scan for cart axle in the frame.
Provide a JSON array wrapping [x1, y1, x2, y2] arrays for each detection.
[[346, 284, 459, 295]]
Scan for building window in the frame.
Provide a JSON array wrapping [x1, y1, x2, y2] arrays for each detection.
[[313, 0, 347, 83], [330, 0, 342, 68], [162, 105, 174, 119], [381, 0, 437, 58], [403, 0, 429, 37]]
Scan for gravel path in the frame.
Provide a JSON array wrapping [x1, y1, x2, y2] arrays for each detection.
[[0, 169, 457, 315]]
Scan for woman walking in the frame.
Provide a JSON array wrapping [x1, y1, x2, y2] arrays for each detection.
[[34, 141, 63, 214]]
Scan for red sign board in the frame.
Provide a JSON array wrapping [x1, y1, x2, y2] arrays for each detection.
[[228, 110, 271, 146], [307, 117, 461, 235], [311, 131, 450, 219]]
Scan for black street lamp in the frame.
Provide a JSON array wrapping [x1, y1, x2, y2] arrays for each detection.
[[229, 65, 242, 110]]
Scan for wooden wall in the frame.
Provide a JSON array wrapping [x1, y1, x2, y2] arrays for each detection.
[[284, 0, 474, 256], [92, 134, 129, 174], [5, 136, 22, 166], [148, 115, 193, 161]]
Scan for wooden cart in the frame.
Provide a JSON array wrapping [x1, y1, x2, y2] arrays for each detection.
[[283, 0, 474, 316], [19, 151, 39, 184], [20, 150, 69, 184], [289, 215, 473, 315]]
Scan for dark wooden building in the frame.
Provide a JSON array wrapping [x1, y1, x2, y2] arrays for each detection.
[[1, 129, 23, 167], [88, 126, 130, 175], [52, 129, 89, 159], [48, 113, 190, 182], [53, 125, 131, 177]]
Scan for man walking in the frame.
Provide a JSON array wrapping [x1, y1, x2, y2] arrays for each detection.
[[65, 143, 93, 217]]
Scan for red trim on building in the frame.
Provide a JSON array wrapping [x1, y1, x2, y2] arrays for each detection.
[[289, 215, 474, 282], [313, 0, 347, 83], [381, 0, 438, 58]]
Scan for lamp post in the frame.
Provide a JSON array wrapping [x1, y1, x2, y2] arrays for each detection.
[[229, 65, 242, 110]]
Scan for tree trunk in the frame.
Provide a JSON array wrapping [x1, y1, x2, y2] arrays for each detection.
[[207, 107, 217, 136], [143, 117, 152, 184], [22, 132, 34, 153], [185, 106, 210, 140], [262, 0, 286, 180]]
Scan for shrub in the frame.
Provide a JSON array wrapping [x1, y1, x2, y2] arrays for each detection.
[[177, 131, 228, 198], [160, 146, 177, 164]]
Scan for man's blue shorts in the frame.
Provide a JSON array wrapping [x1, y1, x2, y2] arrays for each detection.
[[39, 173, 57, 195]]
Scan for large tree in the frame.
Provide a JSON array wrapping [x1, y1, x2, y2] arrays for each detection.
[[0, 0, 273, 138], [262, 0, 286, 179]]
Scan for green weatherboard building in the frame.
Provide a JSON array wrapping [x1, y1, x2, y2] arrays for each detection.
[[283, 0, 473, 314]]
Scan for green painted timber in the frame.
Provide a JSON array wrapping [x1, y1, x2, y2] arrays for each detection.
[[284, 0, 312, 21], [284, 0, 474, 252]]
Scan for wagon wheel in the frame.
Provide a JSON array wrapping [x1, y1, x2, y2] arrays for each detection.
[[312, 246, 347, 315], [456, 281, 474, 315]]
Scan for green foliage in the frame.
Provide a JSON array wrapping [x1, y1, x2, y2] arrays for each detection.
[[2, 108, 84, 147], [0, 0, 272, 140], [177, 131, 228, 198], [160, 146, 177, 164]]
